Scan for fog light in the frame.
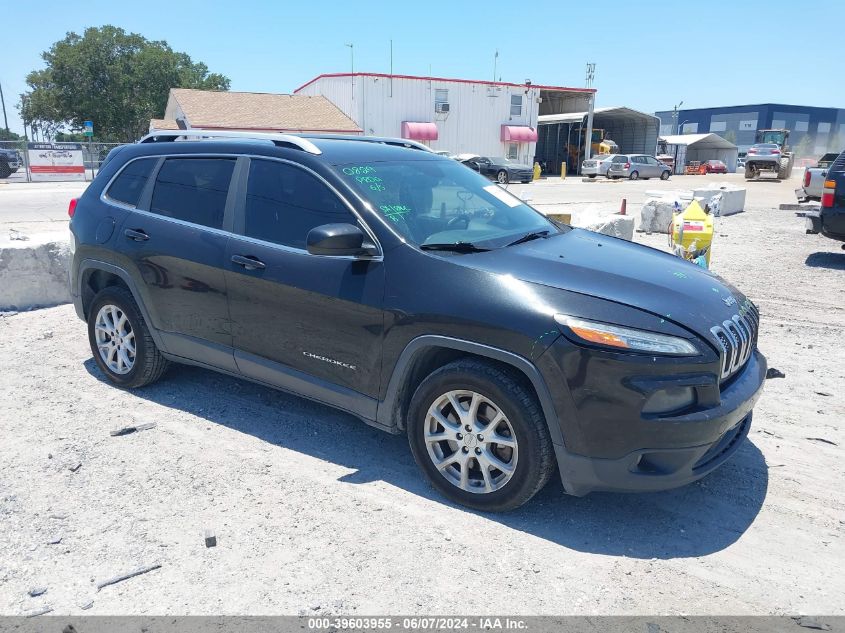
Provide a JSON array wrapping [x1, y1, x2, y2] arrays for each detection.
[[642, 386, 695, 414]]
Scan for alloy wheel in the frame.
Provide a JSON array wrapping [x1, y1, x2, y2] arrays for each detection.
[[94, 304, 136, 375], [424, 390, 518, 494]]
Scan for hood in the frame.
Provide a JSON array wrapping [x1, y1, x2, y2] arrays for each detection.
[[459, 229, 750, 342]]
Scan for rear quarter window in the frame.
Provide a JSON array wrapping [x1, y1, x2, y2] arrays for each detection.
[[106, 158, 158, 207], [149, 158, 236, 229]]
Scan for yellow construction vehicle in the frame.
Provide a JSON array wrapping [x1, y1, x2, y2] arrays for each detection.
[[567, 129, 619, 171]]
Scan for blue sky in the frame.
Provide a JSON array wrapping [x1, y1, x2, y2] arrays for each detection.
[[2, 0, 843, 135]]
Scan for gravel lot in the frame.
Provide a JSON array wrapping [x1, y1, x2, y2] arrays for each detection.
[[0, 174, 843, 616]]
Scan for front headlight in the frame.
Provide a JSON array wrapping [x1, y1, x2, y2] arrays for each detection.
[[554, 314, 699, 356]]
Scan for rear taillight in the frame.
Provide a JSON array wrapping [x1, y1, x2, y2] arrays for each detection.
[[804, 170, 811, 187], [624, 162, 630, 169], [68, 198, 78, 218], [747, 148, 757, 154], [771, 148, 781, 154], [822, 180, 836, 208]]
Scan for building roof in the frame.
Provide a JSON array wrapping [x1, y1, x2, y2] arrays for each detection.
[[149, 118, 181, 131], [659, 133, 737, 149], [294, 72, 595, 95], [169, 88, 362, 133], [538, 106, 659, 125]]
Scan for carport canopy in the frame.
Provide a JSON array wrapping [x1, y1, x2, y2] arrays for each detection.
[[660, 133, 738, 173]]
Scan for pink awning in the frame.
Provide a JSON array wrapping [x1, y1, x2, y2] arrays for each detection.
[[501, 125, 538, 142], [401, 121, 438, 141]]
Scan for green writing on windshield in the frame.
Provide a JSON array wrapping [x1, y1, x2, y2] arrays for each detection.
[[379, 204, 411, 223], [342, 165, 384, 190], [342, 166, 377, 175]]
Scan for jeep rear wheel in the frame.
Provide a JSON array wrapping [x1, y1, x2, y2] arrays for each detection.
[[407, 359, 555, 511], [87, 286, 169, 388]]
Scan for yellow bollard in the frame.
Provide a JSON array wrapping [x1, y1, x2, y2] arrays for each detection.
[[560, 162, 566, 179], [533, 162, 541, 181]]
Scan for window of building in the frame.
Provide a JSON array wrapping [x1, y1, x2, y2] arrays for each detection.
[[510, 94, 522, 116], [106, 158, 158, 207], [150, 158, 235, 229], [244, 159, 354, 249], [710, 120, 727, 132], [818, 122, 831, 134], [795, 120, 809, 132], [435, 89, 448, 104], [507, 143, 519, 160]]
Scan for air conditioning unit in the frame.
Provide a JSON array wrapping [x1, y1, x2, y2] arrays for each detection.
[[435, 102, 450, 113]]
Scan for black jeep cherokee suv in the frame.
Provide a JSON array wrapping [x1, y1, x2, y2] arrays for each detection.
[[69, 130, 766, 511]]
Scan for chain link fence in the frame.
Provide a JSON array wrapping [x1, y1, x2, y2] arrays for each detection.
[[0, 140, 125, 183]]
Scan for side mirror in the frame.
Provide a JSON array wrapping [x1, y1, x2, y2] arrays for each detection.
[[306, 223, 377, 257]]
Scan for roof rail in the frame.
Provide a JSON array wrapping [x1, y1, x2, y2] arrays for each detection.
[[300, 134, 435, 153], [137, 129, 322, 155]]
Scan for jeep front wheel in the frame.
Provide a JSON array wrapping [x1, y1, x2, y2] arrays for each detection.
[[407, 359, 555, 511]]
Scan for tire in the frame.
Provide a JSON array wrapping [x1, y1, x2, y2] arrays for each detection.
[[87, 286, 169, 388], [588, 174, 596, 179], [0, 162, 11, 179], [660, 170, 670, 180], [745, 165, 756, 180], [496, 170, 509, 184], [777, 158, 790, 180], [407, 358, 555, 512], [629, 170, 639, 180]]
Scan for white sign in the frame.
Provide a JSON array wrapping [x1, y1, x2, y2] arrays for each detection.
[[27, 142, 85, 181]]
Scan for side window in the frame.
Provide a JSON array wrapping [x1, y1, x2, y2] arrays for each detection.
[[244, 159, 354, 249], [507, 144, 519, 160], [150, 158, 235, 229], [612, 156, 627, 163], [510, 94, 523, 116], [106, 158, 157, 207]]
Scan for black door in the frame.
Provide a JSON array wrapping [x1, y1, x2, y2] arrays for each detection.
[[225, 158, 385, 416], [117, 156, 237, 370]]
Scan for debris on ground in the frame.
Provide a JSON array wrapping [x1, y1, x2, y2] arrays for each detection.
[[806, 437, 838, 446], [69, 462, 82, 472], [47, 536, 62, 545], [9, 228, 29, 241], [25, 606, 53, 618], [28, 587, 47, 597], [79, 600, 94, 610], [41, 331, 53, 339], [766, 367, 786, 379], [793, 616, 832, 631], [204, 530, 217, 548], [96, 563, 161, 591], [815, 391, 832, 397], [109, 422, 157, 437]]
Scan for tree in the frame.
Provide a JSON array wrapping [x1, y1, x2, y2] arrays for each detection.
[[0, 128, 23, 141], [18, 26, 230, 142]]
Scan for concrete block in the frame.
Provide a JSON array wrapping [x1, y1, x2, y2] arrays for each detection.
[[640, 198, 681, 234], [581, 214, 635, 241], [0, 240, 71, 311], [693, 183, 746, 216]]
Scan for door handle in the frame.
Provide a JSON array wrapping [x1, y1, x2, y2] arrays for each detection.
[[231, 254, 266, 270], [124, 228, 149, 242]]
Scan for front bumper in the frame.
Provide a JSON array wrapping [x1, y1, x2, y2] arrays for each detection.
[[545, 346, 767, 496]]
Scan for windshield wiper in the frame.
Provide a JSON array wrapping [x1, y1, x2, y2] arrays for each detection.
[[420, 242, 491, 253], [505, 230, 551, 247]]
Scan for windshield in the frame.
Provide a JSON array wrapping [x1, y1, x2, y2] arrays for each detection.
[[489, 157, 516, 164], [336, 159, 558, 248]]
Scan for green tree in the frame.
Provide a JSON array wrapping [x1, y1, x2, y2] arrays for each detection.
[[18, 26, 229, 142], [0, 128, 23, 141]]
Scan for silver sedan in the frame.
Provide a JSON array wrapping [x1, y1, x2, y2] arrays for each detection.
[[581, 154, 617, 178]]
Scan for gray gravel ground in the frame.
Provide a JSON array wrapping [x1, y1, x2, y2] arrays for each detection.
[[0, 174, 843, 616]]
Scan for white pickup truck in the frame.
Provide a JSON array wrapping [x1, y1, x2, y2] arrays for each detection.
[[796, 152, 840, 202]]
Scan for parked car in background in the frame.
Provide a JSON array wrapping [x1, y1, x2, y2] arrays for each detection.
[[434, 150, 459, 160], [737, 156, 746, 170], [581, 154, 616, 178], [796, 152, 841, 202], [0, 147, 23, 178], [805, 149, 845, 243], [68, 130, 766, 511], [607, 154, 672, 180], [702, 160, 728, 174], [461, 155, 534, 184]]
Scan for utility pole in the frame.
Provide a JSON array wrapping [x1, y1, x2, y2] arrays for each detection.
[[673, 100, 684, 134], [389, 39, 393, 97], [0, 80, 9, 134], [493, 50, 498, 82], [345, 43, 354, 114], [583, 63, 596, 162]]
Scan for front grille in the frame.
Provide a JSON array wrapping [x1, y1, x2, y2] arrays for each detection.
[[710, 301, 759, 382]]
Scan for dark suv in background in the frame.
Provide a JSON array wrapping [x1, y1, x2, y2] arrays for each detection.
[[68, 130, 766, 511], [807, 149, 845, 244], [0, 147, 22, 178]]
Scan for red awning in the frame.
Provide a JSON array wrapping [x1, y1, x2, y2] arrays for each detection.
[[501, 125, 538, 142], [401, 121, 438, 141]]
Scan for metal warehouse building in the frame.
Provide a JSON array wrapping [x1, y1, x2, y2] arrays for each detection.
[[536, 106, 660, 175], [655, 103, 845, 157], [294, 73, 594, 165]]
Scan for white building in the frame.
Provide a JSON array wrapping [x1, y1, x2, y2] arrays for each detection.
[[295, 73, 593, 164]]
